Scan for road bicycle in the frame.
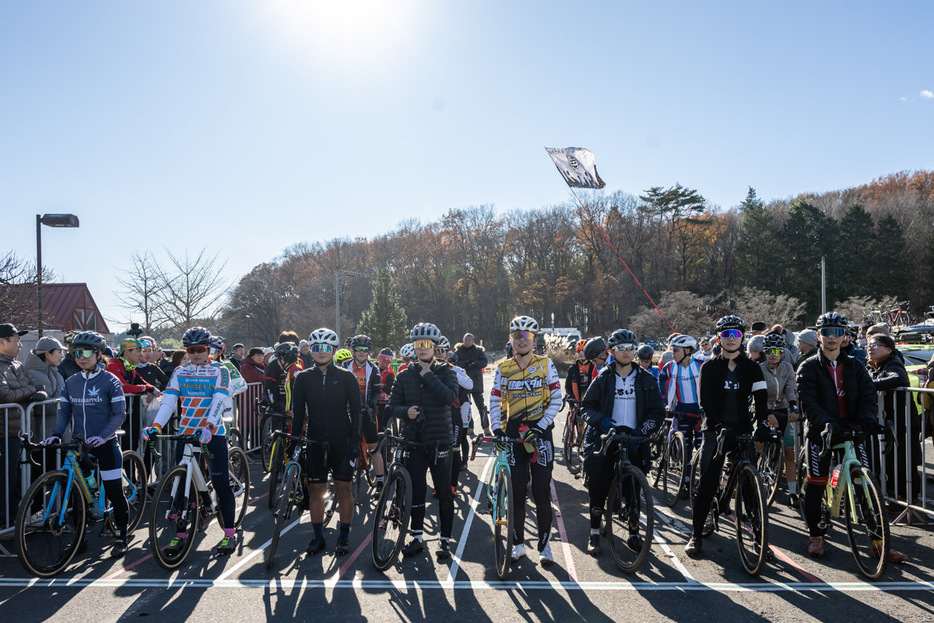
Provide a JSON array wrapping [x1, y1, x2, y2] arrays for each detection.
[[797, 423, 893, 580], [371, 432, 420, 572], [694, 430, 770, 576], [15, 434, 146, 577], [756, 423, 785, 508], [351, 431, 377, 504], [148, 433, 250, 569], [593, 429, 659, 574], [560, 398, 585, 476], [260, 409, 292, 508]]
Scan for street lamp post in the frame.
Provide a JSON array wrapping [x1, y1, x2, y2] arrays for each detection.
[[36, 213, 80, 337]]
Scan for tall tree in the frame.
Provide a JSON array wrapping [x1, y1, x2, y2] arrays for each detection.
[[734, 188, 779, 291], [358, 268, 409, 349], [867, 215, 911, 300], [776, 199, 837, 317], [639, 184, 710, 290]]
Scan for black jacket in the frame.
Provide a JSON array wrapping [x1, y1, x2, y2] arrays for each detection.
[[291, 363, 362, 443], [699, 353, 768, 435], [869, 350, 918, 425], [580, 364, 665, 461], [58, 353, 82, 381], [137, 363, 169, 391], [454, 343, 488, 387], [796, 348, 877, 439], [389, 360, 458, 447]]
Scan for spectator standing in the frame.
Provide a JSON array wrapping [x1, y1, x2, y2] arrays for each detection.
[[57, 331, 82, 381], [795, 330, 819, 369], [229, 343, 245, 371], [24, 336, 66, 439], [298, 340, 313, 369], [455, 333, 490, 434], [240, 347, 266, 384]]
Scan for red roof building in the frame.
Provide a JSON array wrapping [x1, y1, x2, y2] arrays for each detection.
[[0, 283, 109, 334]]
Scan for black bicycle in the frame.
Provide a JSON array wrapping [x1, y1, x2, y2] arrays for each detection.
[[371, 432, 420, 571]]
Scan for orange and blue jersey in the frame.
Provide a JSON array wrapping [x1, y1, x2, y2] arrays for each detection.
[[153, 361, 230, 436]]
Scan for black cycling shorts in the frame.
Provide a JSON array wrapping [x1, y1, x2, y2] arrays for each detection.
[[306, 440, 354, 484]]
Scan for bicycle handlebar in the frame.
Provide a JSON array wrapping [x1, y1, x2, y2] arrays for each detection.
[[19, 434, 98, 469], [595, 429, 659, 457], [148, 433, 214, 460], [818, 421, 894, 457]]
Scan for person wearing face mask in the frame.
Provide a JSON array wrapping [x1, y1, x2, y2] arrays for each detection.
[[136, 336, 169, 391]]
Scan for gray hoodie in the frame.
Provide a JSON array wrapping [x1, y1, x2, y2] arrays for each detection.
[[24, 350, 65, 436]]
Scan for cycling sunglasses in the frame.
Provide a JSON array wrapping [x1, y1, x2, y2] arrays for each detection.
[[73, 349, 97, 359], [413, 339, 435, 350], [311, 344, 334, 353], [353, 346, 370, 352], [718, 329, 743, 339], [819, 327, 846, 338], [613, 343, 637, 353], [765, 348, 784, 357], [185, 345, 208, 354], [511, 330, 534, 340]]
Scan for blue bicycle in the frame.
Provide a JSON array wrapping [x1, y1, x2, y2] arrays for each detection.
[[15, 434, 147, 577]]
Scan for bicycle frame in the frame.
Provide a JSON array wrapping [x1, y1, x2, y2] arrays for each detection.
[[161, 442, 213, 521]]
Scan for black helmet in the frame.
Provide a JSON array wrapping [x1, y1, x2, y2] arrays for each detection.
[[762, 333, 786, 350], [182, 327, 212, 347], [504, 340, 513, 358], [274, 342, 298, 364], [446, 351, 458, 365], [71, 331, 107, 352], [607, 329, 637, 349], [636, 345, 655, 361], [350, 334, 373, 350], [716, 315, 747, 333], [583, 337, 607, 361], [816, 312, 848, 328]]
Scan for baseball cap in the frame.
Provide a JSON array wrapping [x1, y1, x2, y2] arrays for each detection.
[[0, 324, 28, 338]]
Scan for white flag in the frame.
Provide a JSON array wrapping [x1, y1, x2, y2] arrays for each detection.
[[545, 147, 606, 189]]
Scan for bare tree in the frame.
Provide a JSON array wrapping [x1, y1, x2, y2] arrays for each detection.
[[0, 251, 54, 328], [730, 287, 807, 330], [115, 251, 165, 334], [156, 249, 228, 331], [628, 291, 712, 340]]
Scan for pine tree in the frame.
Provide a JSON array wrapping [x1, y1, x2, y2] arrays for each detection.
[[358, 268, 409, 349], [734, 187, 779, 291]]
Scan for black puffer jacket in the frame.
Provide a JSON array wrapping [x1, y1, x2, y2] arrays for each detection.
[[869, 350, 918, 425], [389, 360, 458, 447], [796, 349, 877, 439]]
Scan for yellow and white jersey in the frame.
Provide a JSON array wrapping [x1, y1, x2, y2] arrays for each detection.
[[489, 354, 562, 432]]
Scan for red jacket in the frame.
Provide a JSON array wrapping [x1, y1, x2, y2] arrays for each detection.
[[105, 358, 154, 395], [240, 358, 266, 384]]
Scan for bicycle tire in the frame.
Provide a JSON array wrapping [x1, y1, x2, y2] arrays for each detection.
[[267, 438, 284, 509], [734, 461, 769, 576], [260, 415, 275, 473], [606, 465, 654, 574], [688, 447, 703, 512], [843, 465, 889, 580], [150, 465, 200, 570], [226, 446, 251, 528], [228, 427, 244, 450], [663, 432, 687, 508], [371, 465, 412, 572], [121, 450, 148, 533], [15, 470, 87, 577], [492, 466, 514, 579], [562, 417, 581, 475], [757, 439, 783, 508], [266, 465, 300, 570], [795, 447, 808, 518]]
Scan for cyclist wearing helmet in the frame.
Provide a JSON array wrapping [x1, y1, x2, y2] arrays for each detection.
[[334, 348, 353, 367], [389, 322, 459, 561], [397, 343, 415, 372], [143, 327, 239, 556], [264, 342, 303, 415], [291, 328, 363, 556], [659, 334, 703, 488], [756, 332, 800, 505], [636, 345, 660, 380], [565, 339, 598, 403], [490, 315, 562, 566], [375, 348, 396, 429], [42, 331, 131, 558], [580, 328, 664, 556], [347, 334, 384, 492], [105, 336, 157, 452], [685, 315, 768, 558], [796, 312, 902, 560]]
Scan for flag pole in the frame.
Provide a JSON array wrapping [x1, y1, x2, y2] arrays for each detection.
[[568, 187, 676, 334]]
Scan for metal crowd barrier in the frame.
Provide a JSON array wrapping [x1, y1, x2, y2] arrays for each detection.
[[236, 382, 264, 454]]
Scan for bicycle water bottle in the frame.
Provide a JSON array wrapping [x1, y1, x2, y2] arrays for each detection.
[[830, 465, 841, 488], [85, 471, 97, 493]]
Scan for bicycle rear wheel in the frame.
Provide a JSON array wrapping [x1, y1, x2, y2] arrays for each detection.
[[663, 432, 687, 507], [371, 465, 412, 571], [260, 415, 275, 473], [757, 439, 783, 508], [734, 461, 769, 576], [15, 470, 87, 577], [121, 450, 148, 533], [266, 465, 300, 570], [227, 446, 251, 528], [267, 438, 284, 509], [688, 447, 702, 511], [844, 465, 889, 580], [492, 466, 514, 579], [562, 418, 581, 475], [150, 466, 200, 570], [606, 466, 654, 574]]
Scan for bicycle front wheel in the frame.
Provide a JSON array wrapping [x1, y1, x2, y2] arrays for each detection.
[[663, 432, 687, 507], [492, 466, 514, 579], [260, 415, 275, 473], [267, 438, 284, 509], [121, 450, 148, 533], [150, 465, 200, 570], [844, 465, 889, 580], [757, 439, 783, 508], [562, 418, 581, 475], [15, 470, 87, 577], [266, 465, 300, 570], [227, 446, 251, 528], [371, 465, 412, 571], [606, 466, 654, 574], [734, 461, 769, 576], [688, 447, 703, 511]]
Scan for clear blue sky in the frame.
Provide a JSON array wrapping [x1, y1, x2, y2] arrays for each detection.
[[3, 1, 932, 330]]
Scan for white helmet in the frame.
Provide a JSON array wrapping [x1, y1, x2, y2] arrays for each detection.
[[438, 336, 451, 350], [308, 328, 340, 347], [400, 343, 416, 359], [670, 334, 698, 350], [509, 315, 539, 333], [410, 322, 443, 343]]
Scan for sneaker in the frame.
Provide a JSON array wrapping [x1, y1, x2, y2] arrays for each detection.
[[305, 536, 326, 555], [436, 540, 451, 560], [539, 544, 554, 567], [164, 536, 185, 557], [684, 536, 702, 557], [401, 539, 425, 558], [335, 536, 350, 556], [627, 534, 644, 552], [511, 544, 526, 562], [586, 534, 601, 557], [808, 536, 825, 558], [215, 535, 236, 556], [870, 540, 908, 563], [111, 538, 128, 559]]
